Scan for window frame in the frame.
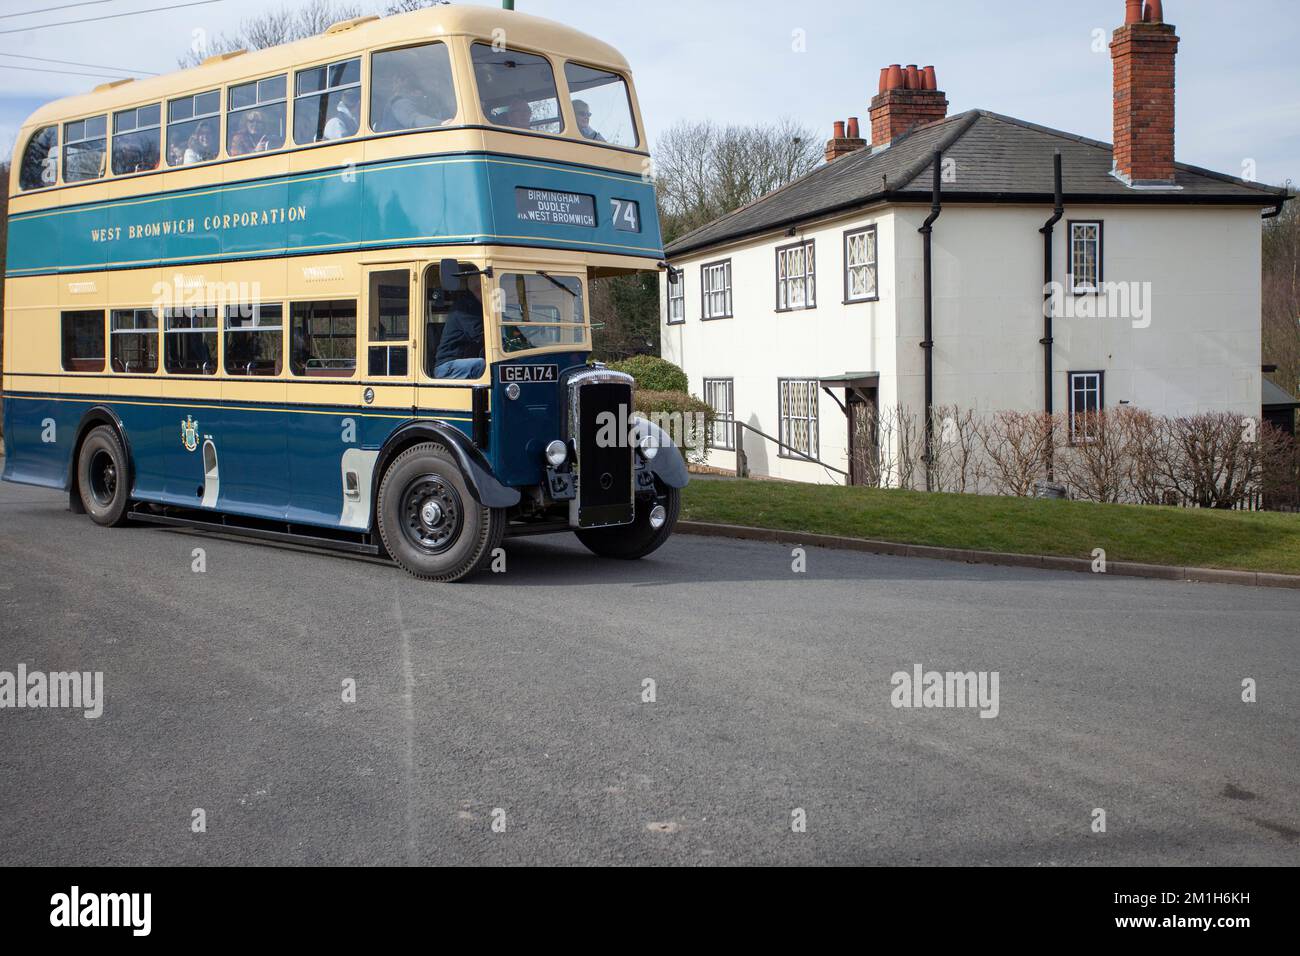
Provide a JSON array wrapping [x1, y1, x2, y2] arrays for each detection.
[[1068, 370, 1105, 445], [19, 125, 59, 191], [111, 103, 162, 176], [367, 40, 457, 134], [60, 310, 106, 372], [166, 89, 222, 168], [293, 56, 363, 146], [700, 258, 733, 321], [109, 307, 160, 374], [562, 60, 639, 148], [666, 267, 685, 325], [470, 41, 565, 136], [163, 306, 220, 376], [777, 377, 821, 461], [1068, 220, 1104, 295], [703, 378, 735, 451], [226, 73, 288, 158], [289, 299, 359, 378], [775, 238, 816, 312], [62, 114, 108, 184], [224, 303, 285, 377], [843, 225, 879, 304]]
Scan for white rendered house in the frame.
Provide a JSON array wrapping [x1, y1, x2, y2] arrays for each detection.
[[660, 1, 1290, 486]]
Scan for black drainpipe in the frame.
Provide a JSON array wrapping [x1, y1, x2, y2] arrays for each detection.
[[1038, 150, 1064, 480], [919, 150, 942, 491]]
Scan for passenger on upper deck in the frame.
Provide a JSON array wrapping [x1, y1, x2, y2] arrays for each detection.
[[323, 88, 361, 140], [230, 110, 274, 156], [183, 122, 217, 165], [377, 69, 446, 132], [572, 99, 606, 142], [501, 99, 534, 131]]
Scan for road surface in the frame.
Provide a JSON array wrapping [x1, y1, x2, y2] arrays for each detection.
[[0, 479, 1296, 865]]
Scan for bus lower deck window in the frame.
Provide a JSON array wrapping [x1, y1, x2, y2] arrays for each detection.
[[225, 304, 284, 376], [290, 300, 357, 377], [61, 311, 106, 372], [110, 308, 159, 373], [164, 307, 219, 375]]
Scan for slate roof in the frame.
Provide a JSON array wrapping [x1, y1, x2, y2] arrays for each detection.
[[666, 110, 1291, 257]]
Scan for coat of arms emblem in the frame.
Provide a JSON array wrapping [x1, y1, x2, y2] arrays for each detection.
[[180, 415, 200, 452]]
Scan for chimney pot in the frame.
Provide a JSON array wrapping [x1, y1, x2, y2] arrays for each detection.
[[847, 116, 860, 139], [905, 64, 921, 89], [1125, 0, 1143, 24], [886, 64, 904, 91], [1143, 0, 1164, 22], [833, 120, 845, 138], [922, 66, 937, 91]]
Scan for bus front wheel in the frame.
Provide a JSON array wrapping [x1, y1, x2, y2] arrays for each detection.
[[77, 425, 131, 527], [575, 484, 680, 560], [376, 442, 504, 582]]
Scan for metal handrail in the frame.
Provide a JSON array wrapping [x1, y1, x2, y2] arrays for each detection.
[[725, 419, 849, 478]]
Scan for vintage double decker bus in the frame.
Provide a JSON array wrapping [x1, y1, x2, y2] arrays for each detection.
[[2, 5, 686, 581]]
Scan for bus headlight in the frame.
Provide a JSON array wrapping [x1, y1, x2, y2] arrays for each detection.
[[545, 439, 568, 467], [648, 504, 667, 529], [638, 434, 660, 461]]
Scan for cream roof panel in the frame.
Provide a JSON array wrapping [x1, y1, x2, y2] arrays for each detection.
[[19, 5, 630, 129]]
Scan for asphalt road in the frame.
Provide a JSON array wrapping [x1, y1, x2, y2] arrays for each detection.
[[0, 478, 1296, 866]]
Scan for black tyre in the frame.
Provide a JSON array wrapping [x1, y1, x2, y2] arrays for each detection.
[[575, 484, 680, 560], [376, 442, 504, 582], [77, 425, 130, 527]]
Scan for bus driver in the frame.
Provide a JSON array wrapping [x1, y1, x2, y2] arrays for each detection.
[[432, 286, 485, 379]]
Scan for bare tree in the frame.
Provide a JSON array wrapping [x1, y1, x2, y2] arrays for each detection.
[[177, 0, 444, 67], [652, 118, 823, 244], [1263, 185, 1300, 403], [1057, 409, 1128, 503]]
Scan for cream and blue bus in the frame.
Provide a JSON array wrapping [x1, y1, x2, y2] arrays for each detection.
[[2, 6, 686, 581]]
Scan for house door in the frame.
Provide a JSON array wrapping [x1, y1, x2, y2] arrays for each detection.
[[848, 390, 879, 487]]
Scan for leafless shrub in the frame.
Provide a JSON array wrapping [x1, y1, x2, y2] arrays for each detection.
[[929, 405, 979, 493], [1057, 409, 1129, 503], [974, 411, 1054, 497]]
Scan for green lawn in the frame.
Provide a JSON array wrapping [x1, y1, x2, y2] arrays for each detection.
[[680, 479, 1300, 575]]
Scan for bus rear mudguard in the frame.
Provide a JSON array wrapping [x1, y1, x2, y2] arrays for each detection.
[[378, 421, 521, 509]]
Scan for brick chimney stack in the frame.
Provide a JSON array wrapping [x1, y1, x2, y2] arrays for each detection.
[[869, 63, 948, 147], [1111, 0, 1179, 185], [825, 116, 866, 163]]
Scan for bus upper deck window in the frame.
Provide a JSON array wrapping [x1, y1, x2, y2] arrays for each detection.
[[370, 42, 456, 133], [295, 58, 361, 145], [228, 75, 287, 156], [470, 43, 562, 135], [19, 125, 58, 190], [564, 63, 638, 148], [167, 90, 220, 167], [112, 104, 161, 175], [63, 115, 107, 183]]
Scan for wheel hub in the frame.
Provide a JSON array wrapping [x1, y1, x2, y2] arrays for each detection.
[[400, 474, 462, 554]]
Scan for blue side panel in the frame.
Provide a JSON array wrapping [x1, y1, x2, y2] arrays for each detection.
[[1, 395, 71, 488], [7, 153, 664, 277], [1, 392, 486, 532], [489, 353, 586, 488]]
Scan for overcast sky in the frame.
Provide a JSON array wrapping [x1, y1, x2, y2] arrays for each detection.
[[2, 0, 1297, 186]]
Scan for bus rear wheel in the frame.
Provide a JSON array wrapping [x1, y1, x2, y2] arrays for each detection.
[[376, 442, 504, 582], [77, 425, 131, 527], [575, 484, 680, 560]]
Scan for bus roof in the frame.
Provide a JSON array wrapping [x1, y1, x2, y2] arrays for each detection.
[[19, 5, 632, 130]]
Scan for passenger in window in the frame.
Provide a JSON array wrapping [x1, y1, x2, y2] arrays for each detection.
[[380, 69, 445, 131], [432, 286, 485, 379], [572, 99, 605, 142], [230, 110, 273, 156], [323, 88, 361, 140], [183, 122, 217, 164], [501, 99, 533, 130]]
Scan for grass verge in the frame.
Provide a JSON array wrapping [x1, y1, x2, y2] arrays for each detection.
[[680, 479, 1300, 575]]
